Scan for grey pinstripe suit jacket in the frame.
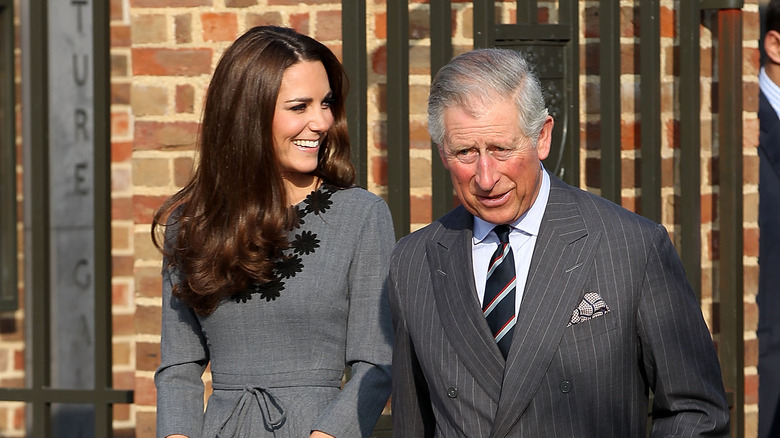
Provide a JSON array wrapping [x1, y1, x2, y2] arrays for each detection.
[[389, 174, 730, 437]]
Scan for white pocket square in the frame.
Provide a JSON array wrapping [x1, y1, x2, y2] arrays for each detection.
[[567, 292, 610, 327]]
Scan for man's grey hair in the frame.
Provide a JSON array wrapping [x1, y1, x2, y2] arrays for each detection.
[[427, 48, 549, 148]]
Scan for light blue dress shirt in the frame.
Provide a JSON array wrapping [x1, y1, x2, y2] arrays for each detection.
[[760, 66, 780, 119], [472, 166, 550, 315]]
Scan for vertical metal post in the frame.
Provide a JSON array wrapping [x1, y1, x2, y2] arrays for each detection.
[[93, 0, 113, 434], [516, 0, 537, 24], [24, 0, 52, 434], [599, 0, 621, 204], [430, 0, 454, 220], [679, 0, 702, 299], [639, 0, 662, 223], [559, 0, 579, 187], [0, 0, 17, 311], [717, 9, 744, 437], [387, 1, 410, 238], [342, 1, 368, 188], [473, 0, 494, 49]]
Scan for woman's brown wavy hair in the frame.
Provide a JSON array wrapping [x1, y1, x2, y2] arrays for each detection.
[[151, 26, 355, 315]]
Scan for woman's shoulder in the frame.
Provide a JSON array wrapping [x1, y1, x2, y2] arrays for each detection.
[[328, 185, 387, 207]]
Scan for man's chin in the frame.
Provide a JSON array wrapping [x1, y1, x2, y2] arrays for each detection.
[[467, 205, 520, 225]]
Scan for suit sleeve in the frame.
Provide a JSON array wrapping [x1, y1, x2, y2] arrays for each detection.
[[154, 254, 209, 438], [312, 197, 395, 437], [388, 242, 436, 437], [638, 225, 730, 437]]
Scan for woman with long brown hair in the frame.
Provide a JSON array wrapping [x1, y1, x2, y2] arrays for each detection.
[[152, 26, 394, 438]]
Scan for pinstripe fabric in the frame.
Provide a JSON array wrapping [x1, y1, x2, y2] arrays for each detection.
[[389, 173, 730, 437]]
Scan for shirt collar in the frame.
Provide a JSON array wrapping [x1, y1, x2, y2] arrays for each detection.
[[472, 165, 550, 243], [760, 66, 780, 120]]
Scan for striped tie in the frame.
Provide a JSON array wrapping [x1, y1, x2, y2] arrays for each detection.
[[482, 225, 516, 359]]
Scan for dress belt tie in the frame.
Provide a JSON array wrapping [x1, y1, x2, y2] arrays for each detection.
[[213, 383, 287, 437], [210, 370, 342, 437]]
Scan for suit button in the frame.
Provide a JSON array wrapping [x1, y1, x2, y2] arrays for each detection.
[[447, 387, 458, 398], [560, 380, 572, 393]]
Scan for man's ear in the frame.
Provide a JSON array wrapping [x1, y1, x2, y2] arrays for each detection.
[[536, 116, 554, 161], [765, 30, 780, 66]]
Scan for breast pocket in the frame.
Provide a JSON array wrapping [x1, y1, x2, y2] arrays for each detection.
[[560, 313, 618, 346]]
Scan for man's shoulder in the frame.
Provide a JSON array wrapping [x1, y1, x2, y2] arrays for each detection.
[[549, 177, 660, 233]]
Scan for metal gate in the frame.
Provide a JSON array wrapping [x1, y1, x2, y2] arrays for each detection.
[[0, 0, 747, 436], [372, 1, 746, 436], [0, 0, 134, 436]]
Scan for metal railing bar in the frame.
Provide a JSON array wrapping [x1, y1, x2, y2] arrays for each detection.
[[24, 0, 52, 434], [559, 0, 575, 25], [640, 0, 662, 223], [387, 1, 410, 238], [599, 0, 622, 204], [0, 0, 18, 312], [516, 0, 536, 24], [716, 9, 744, 437], [430, 0, 454, 221], [0, 388, 134, 404], [473, 0, 493, 49], [679, 0, 702, 299], [559, 0, 579, 186], [343, 1, 368, 188]]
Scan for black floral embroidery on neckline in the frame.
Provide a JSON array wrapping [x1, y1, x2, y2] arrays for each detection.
[[276, 254, 303, 279], [303, 188, 333, 215], [292, 230, 320, 255], [232, 184, 337, 303]]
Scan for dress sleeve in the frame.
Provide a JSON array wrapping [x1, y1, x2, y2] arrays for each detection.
[[637, 225, 730, 437], [311, 196, 395, 437], [154, 229, 210, 438]]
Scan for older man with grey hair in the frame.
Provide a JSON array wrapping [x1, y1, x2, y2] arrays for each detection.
[[388, 48, 729, 437]]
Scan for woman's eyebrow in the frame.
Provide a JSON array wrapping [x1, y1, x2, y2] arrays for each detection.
[[283, 96, 313, 104]]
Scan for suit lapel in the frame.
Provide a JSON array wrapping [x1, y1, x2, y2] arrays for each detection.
[[490, 178, 602, 437], [427, 207, 505, 402]]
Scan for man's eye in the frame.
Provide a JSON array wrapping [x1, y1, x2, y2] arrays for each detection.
[[492, 147, 513, 159]]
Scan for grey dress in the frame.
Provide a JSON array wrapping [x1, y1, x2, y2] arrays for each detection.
[[155, 185, 395, 438]]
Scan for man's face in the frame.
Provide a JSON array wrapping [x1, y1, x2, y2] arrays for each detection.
[[439, 98, 553, 225]]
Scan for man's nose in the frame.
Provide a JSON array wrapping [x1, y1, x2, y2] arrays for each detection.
[[474, 153, 499, 191]]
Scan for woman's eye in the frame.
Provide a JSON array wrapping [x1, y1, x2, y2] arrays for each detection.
[[322, 97, 335, 108], [290, 104, 306, 112]]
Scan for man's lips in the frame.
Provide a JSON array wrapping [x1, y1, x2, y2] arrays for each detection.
[[476, 191, 510, 206]]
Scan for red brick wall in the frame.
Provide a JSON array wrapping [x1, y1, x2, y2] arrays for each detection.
[[111, 0, 137, 434], [0, 1, 762, 437], [126, 1, 760, 436]]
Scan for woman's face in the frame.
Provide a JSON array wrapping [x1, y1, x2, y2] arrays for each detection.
[[272, 60, 335, 187]]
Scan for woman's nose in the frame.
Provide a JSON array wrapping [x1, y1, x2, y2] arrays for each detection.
[[308, 107, 331, 132]]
